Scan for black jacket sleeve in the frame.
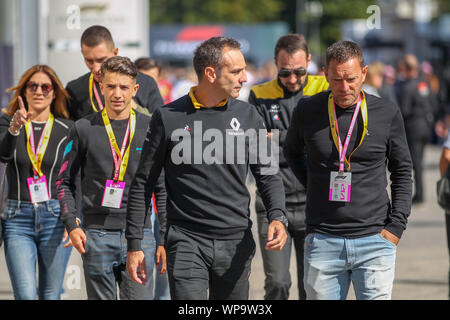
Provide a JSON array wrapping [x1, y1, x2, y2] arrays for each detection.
[[248, 112, 287, 224], [57, 124, 82, 232], [284, 105, 308, 186], [153, 168, 167, 246], [126, 108, 167, 251], [65, 83, 82, 121], [0, 115, 18, 163]]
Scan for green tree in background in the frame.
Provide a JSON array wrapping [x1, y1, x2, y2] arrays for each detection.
[[150, 0, 285, 23], [150, 0, 450, 58]]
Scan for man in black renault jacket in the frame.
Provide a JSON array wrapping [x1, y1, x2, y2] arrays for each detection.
[[126, 36, 288, 300]]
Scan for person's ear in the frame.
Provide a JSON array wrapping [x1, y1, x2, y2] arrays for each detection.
[[132, 83, 139, 97], [361, 65, 368, 83], [204, 66, 216, 84]]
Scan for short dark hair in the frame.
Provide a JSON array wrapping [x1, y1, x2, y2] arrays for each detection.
[[81, 25, 115, 49], [326, 40, 364, 68], [134, 57, 160, 72], [274, 34, 309, 59], [101, 56, 138, 80], [193, 36, 241, 79]]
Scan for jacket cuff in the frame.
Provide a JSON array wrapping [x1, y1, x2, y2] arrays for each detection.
[[158, 230, 165, 246], [127, 239, 142, 252], [65, 218, 80, 234], [384, 222, 405, 239], [268, 209, 289, 229]]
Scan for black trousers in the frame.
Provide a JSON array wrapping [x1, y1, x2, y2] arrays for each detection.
[[407, 130, 429, 201], [165, 225, 256, 300]]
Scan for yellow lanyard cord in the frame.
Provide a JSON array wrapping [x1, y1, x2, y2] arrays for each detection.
[[328, 91, 368, 172], [24, 113, 54, 177], [89, 73, 103, 112], [101, 108, 136, 181]]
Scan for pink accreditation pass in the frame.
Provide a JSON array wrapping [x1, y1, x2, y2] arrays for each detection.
[[329, 171, 351, 202], [27, 175, 50, 203], [101, 180, 126, 209]]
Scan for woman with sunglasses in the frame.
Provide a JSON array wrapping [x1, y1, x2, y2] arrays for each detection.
[[0, 65, 73, 300]]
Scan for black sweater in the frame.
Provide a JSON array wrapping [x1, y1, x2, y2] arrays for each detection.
[[284, 91, 413, 239], [65, 72, 164, 121], [0, 114, 73, 202], [126, 95, 287, 251], [57, 111, 166, 236]]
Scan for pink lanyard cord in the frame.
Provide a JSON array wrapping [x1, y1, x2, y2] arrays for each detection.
[[333, 99, 362, 172], [108, 119, 131, 181]]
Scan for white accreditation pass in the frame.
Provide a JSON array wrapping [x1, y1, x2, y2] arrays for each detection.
[[329, 171, 352, 202], [27, 176, 50, 203], [101, 180, 125, 209]]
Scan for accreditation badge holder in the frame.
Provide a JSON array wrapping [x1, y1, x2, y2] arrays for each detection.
[[27, 175, 50, 203], [101, 180, 125, 209], [329, 171, 352, 202]]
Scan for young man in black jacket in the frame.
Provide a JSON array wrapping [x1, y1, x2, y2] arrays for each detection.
[[284, 41, 413, 300], [126, 36, 288, 300], [65, 25, 163, 120], [249, 33, 328, 300], [57, 56, 166, 300]]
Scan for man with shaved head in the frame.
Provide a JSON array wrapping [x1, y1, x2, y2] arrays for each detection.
[[66, 25, 163, 120]]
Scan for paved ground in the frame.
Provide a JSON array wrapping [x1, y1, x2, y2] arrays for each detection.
[[0, 144, 448, 300]]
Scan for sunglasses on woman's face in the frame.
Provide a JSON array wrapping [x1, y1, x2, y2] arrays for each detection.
[[278, 67, 307, 78], [26, 82, 54, 97]]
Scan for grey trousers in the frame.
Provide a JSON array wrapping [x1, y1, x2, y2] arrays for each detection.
[[165, 225, 256, 300], [256, 198, 307, 300]]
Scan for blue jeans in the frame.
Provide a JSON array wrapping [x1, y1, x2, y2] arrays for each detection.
[[2, 199, 71, 300], [151, 210, 170, 300], [304, 232, 397, 300], [82, 228, 156, 300]]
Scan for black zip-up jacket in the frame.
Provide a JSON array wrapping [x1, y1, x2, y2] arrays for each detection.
[[57, 111, 166, 238], [284, 91, 413, 239], [126, 94, 287, 251], [249, 76, 328, 210], [396, 76, 436, 139], [0, 114, 73, 202], [65, 71, 164, 120]]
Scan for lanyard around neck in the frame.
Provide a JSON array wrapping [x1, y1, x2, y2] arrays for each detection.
[[24, 113, 54, 177], [328, 92, 368, 172], [89, 73, 104, 112], [101, 108, 136, 181]]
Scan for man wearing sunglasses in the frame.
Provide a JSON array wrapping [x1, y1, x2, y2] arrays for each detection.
[[65, 25, 163, 121], [248, 34, 328, 300]]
